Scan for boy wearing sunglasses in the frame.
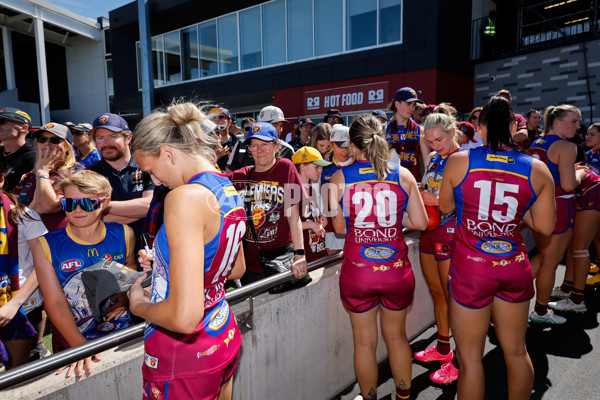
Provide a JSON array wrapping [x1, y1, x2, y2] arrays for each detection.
[[32, 169, 136, 378]]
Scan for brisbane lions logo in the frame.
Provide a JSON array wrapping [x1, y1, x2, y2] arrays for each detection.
[[99, 115, 110, 124]]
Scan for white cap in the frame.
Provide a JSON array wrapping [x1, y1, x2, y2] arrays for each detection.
[[258, 106, 288, 124], [330, 124, 349, 148]]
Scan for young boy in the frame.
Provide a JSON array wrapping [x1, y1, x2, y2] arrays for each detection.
[[33, 170, 136, 377]]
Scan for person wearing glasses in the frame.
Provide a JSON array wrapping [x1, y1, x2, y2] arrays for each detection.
[[225, 117, 256, 173], [128, 102, 246, 399], [66, 122, 101, 168], [229, 122, 309, 288], [209, 107, 239, 172], [323, 108, 343, 126], [32, 169, 135, 378], [462, 107, 483, 150], [12, 123, 81, 233], [88, 113, 154, 241], [0, 108, 37, 192]]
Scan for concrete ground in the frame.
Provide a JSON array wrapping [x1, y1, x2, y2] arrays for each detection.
[[332, 264, 600, 399]]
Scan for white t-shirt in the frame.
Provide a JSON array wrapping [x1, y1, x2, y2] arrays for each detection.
[[17, 208, 48, 313]]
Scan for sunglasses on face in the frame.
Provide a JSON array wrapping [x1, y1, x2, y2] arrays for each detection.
[[60, 197, 107, 212], [213, 115, 228, 120], [243, 126, 251, 132], [0, 119, 11, 125], [36, 136, 62, 144]]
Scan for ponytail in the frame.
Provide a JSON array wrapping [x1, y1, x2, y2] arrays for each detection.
[[349, 114, 390, 181]]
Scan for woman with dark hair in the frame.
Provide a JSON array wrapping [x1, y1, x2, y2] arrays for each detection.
[[525, 109, 541, 142], [463, 107, 483, 148], [528, 104, 587, 325], [439, 96, 556, 399], [330, 114, 428, 400]]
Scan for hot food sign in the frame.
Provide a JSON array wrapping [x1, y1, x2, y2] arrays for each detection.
[[303, 82, 388, 114]]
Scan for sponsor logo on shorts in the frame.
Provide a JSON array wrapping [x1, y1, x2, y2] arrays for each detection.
[[197, 344, 220, 358], [151, 387, 161, 399], [467, 255, 486, 262], [515, 252, 526, 262], [435, 243, 450, 253], [373, 265, 390, 272], [476, 239, 517, 257], [144, 353, 159, 369], [60, 259, 83, 271], [223, 328, 236, 347], [492, 259, 511, 267], [209, 301, 229, 330], [360, 244, 398, 262], [393, 259, 404, 268], [447, 227, 455, 233]]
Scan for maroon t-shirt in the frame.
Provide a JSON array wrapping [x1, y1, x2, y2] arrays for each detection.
[[230, 158, 307, 273], [301, 183, 328, 264]]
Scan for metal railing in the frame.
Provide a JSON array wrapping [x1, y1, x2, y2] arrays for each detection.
[[0, 252, 344, 390]]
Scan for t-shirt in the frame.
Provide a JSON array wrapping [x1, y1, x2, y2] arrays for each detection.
[[386, 118, 422, 180], [76, 148, 101, 168], [88, 157, 155, 239], [0, 143, 36, 192], [226, 140, 293, 172], [17, 208, 48, 313], [229, 158, 307, 273]]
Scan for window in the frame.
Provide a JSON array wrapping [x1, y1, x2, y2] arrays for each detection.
[[137, 0, 403, 87], [262, 0, 286, 66], [240, 7, 262, 70], [217, 14, 239, 74], [199, 20, 218, 77], [287, 0, 313, 61], [106, 58, 114, 96], [346, 0, 377, 50], [379, 0, 401, 44], [181, 26, 199, 80], [151, 36, 165, 85], [164, 31, 181, 83], [315, 0, 343, 56]]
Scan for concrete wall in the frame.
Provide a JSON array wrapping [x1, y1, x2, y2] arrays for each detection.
[[474, 39, 600, 124], [4, 233, 434, 399]]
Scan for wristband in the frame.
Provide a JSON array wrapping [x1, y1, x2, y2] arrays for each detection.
[[35, 175, 50, 180], [293, 249, 305, 256]]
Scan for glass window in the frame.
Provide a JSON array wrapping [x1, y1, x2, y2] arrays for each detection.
[[164, 31, 181, 83], [379, 0, 401, 44], [136, 42, 141, 90], [346, 0, 376, 50], [181, 26, 199, 80], [199, 20, 218, 77], [217, 14, 239, 74], [287, 0, 313, 61], [262, 0, 286, 66], [151, 36, 165, 86], [315, 0, 343, 56], [240, 7, 262, 70], [106, 58, 114, 96]]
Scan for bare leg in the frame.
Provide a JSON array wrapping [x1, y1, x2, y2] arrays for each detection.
[[571, 211, 600, 290], [491, 298, 534, 400], [218, 377, 233, 400], [533, 229, 572, 307], [449, 297, 491, 400], [348, 307, 380, 399], [4, 337, 36, 369], [419, 252, 450, 336], [380, 306, 412, 394]]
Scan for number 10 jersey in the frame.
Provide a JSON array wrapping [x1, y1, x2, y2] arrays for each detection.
[[452, 147, 536, 277]]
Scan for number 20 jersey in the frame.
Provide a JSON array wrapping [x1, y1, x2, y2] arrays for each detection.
[[143, 171, 246, 381], [452, 147, 536, 277], [340, 160, 410, 283]]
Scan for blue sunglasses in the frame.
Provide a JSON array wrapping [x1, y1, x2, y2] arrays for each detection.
[[60, 197, 107, 212]]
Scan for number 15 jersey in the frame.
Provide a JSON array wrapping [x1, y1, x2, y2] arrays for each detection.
[[452, 147, 536, 277]]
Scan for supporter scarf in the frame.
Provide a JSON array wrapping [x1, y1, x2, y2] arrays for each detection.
[[0, 191, 20, 308]]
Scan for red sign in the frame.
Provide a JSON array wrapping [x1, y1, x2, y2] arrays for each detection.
[[302, 82, 389, 115]]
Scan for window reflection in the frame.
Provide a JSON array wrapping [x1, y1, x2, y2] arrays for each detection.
[[287, 0, 313, 61], [241, 7, 262, 70], [151, 36, 165, 85], [199, 20, 218, 77], [263, 0, 286, 66], [218, 14, 239, 74], [380, 0, 401, 44], [164, 31, 181, 83], [181, 26, 199, 80], [346, 0, 377, 50], [315, 0, 343, 56]]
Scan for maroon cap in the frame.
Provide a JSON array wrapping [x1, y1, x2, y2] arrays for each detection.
[[457, 121, 477, 142], [423, 104, 437, 116]]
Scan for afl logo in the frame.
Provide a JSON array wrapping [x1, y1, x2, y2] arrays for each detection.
[[44, 123, 55, 129], [477, 239, 516, 257], [252, 208, 266, 228], [251, 125, 261, 134], [102, 254, 112, 261], [360, 244, 398, 262], [99, 115, 110, 124], [60, 259, 83, 271]]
